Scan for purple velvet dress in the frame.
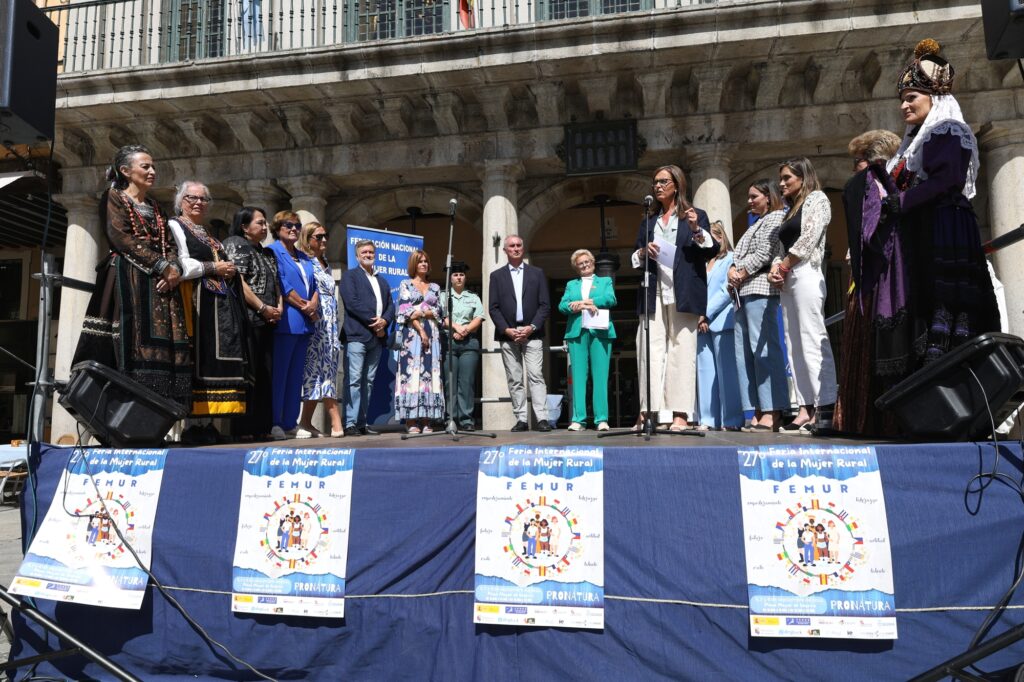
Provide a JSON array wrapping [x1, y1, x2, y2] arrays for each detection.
[[894, 131, 999, 368]]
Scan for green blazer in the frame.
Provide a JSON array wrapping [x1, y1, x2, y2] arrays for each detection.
[[559, 275, 617, 340]]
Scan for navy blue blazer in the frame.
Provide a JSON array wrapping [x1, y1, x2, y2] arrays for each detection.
[[339, 266, 395, 344], [488, 263, 550, 342], [268, 239, 316, 335], [633, 207, 718, 316]]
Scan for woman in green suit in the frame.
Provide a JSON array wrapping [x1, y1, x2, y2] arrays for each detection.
[[559, 249, 617, 431]]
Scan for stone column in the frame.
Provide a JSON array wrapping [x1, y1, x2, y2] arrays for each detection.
[[229, 180, 286, 246], [688, 144, 735, 242], [981, 122, 1024, 337], [479, 160, 524, 431], [277, 175, 335, 225], [50, 192, 102, 443]]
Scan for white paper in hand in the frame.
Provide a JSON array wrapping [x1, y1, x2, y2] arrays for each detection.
[[582, 309, 610, 330], [653, 235, 676, 268]]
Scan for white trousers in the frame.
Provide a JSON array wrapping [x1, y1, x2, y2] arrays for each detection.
[[780, 262, 838, 407], [636, 291, 698, 415]]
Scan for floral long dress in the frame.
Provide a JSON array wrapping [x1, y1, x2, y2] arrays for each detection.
[[302, 259, 341, 400], [394, 279, 445, 420]]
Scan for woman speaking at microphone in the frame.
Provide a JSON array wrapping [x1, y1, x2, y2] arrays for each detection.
[[631, 165, 718, 431]]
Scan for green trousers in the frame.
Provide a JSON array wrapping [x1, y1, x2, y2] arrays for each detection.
[[567, 330, 611, 424]]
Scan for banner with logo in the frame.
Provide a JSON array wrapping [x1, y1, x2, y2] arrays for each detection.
[[738, 444, 897, 639], [345, 224, 424, 425], [10, 448, 167, 609], [231, 447, 355, 618], [474, 445, 604, 629]]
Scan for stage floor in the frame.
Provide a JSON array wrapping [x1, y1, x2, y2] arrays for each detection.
[[212, 426, 891, 450]]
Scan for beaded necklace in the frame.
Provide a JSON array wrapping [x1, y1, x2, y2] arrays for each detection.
[[118, 190, 169, 259]]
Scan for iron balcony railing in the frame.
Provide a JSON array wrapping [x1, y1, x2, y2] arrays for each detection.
[[39, 0, 720, 73]]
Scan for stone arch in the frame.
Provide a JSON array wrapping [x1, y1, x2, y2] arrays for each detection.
[[327, 186, 483, 262], [517, 173, 651, 246]]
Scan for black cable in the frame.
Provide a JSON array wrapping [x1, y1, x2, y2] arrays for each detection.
[[963, 369, 1024, 514], [958, 368, 1024, 677], [22, 140, 57, 550], [52, 411, 275, 681]]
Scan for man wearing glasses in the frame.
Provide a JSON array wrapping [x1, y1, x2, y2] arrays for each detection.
[[488, 234, 552, 432], [339, 239, 394, 436]]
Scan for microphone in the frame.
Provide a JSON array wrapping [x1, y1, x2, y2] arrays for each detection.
[[449, 197, 458, 217], [643, 195, 653, 209]]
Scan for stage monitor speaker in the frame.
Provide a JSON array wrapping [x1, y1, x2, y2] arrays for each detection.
[[875, 333, 1024, 442], [0, 0, 58, 145], [58, 360, 188, 448], [982, 0, 1024, 60]]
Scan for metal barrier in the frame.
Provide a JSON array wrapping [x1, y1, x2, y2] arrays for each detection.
[[40, 0, 725, 74]]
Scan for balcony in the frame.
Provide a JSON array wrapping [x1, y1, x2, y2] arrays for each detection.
[[39, 0, 720, 73]]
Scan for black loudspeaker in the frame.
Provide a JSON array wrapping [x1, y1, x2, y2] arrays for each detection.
[[58, 360, 188, 448], [875, 333, 1024, 441], [982, 0, 1024, 60], [0, 0, 58, 145]]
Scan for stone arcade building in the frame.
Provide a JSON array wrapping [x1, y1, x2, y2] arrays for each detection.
[[42, 0, 1024, 437]]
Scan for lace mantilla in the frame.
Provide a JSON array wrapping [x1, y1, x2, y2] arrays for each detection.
[[887, 95, 979, 199]]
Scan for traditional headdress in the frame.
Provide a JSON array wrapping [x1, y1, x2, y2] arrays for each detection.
[[887, 39, 978, 199], [897, 39, 955, 96]]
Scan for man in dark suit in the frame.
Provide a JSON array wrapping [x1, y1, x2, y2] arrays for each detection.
[[340, 239, 394, 436], [488, 234, 551, 432]]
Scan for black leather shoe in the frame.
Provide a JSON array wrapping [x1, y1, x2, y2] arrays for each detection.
[[510, 421, 529, 432], [460, 423, 476, 431], [343, 426, 362, 437], [361, 426, 380, 436], [535, 421, 552, 432]]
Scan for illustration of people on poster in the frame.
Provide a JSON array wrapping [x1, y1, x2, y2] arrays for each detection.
[[231, 447, 355, 618], [738, 444, 897, 639], [474, 445, 604, 629], [10, 448, 167, 609]]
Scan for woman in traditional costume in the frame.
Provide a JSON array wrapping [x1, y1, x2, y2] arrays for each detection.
[[886, 39, 999, 368], [73, 145, 192, 408], [833, 130, 903, 437], [223, 207, 283, 441], [167, 181, 252, 444]]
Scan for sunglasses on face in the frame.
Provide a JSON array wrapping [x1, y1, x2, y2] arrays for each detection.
[[312, 234, 328, 242], [280, 222, 301, 230]]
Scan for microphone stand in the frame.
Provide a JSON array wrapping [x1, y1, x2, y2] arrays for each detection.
[[601, 194, 704, 441], [404, 199, 496, 442]]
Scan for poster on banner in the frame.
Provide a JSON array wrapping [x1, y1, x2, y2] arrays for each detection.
[[346, 224, 424, 425], [231, 447, 355, 618], [738, 444, 897, 639], [10, 448, 167, 609], [474, 445, 604, 629]]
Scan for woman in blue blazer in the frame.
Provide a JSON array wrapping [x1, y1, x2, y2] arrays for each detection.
[[267, 211, 318, 439], [559, 249, 616, 431], [631, 165, 718, 431], [696, 222, 744, 430]]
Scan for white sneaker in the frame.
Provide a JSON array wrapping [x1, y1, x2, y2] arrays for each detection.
[[597, 422, 610, 431], [270, 426, 287, 441], [295, 428, 314, 439], [568, 422, 584, 432]]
